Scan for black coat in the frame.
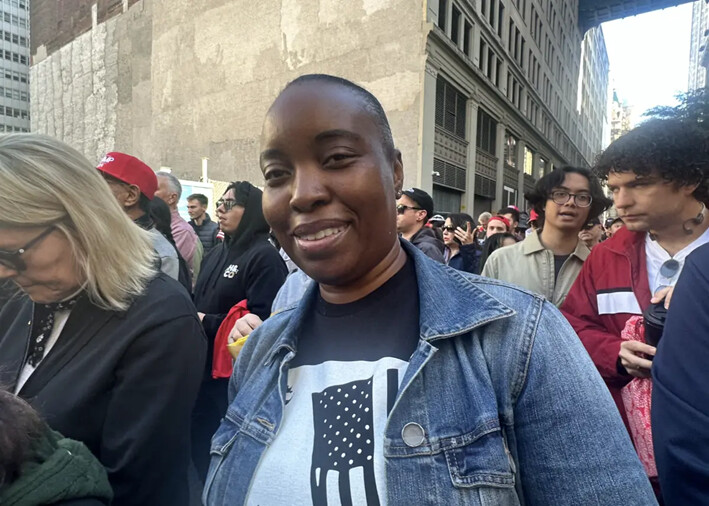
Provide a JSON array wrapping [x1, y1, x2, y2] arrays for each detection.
[[193, 183, 287, 367], [189, 213, 220, 254], [0, 274, 207, 506]]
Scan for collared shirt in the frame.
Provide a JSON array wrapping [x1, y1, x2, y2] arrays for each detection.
[[170, 208, 200, 270], [481, 230, 590, 307], [14, 286, 85, 393]]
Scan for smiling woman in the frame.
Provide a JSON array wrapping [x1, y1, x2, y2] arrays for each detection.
[[0, 134, 207, 506], [202, 75, 656, 506]]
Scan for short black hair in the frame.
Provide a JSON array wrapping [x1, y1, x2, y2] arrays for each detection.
[[478, 232, 518, 273], [525, 166, 611, 221], [498, 207, 520, 223], [0, 389, 44, 487], [137, 193, 151, 214], [595, 118, 709, 205], [187, 193, 208, 206], [282, 74, 396, 157]]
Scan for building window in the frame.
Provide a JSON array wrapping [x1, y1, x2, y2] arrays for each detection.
[[451, 5, 461, 45], [463, 20, 472, 55], [435, 75, 467, 138], [504, 132, 517, 167], [524, 146, 534, 176], [477, 108, 497, 155], [438, 0, 447, 31]]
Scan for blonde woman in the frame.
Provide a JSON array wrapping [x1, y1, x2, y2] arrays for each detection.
[[0, 134, 206, 506]]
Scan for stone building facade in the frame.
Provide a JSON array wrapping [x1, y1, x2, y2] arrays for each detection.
[[30, 0, 608, 215], [689, 0, 709, 91]]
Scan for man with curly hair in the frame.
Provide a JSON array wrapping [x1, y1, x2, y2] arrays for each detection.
[[561, 117, 709, 498]]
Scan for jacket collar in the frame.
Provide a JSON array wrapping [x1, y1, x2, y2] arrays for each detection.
[[265, 240, 515, 363], [522, 230, 591, 261], [603, 225, 645, 255], [0, 295, 116, 396]]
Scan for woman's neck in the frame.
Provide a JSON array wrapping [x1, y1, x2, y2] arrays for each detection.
[[539, 227, 579, 256], [319, 241, 407, 304]]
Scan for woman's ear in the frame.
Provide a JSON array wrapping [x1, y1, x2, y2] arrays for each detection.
[[392, 149, 404, 196]]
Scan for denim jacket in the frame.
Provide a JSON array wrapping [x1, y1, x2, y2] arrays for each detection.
[[204, 241, 656, 506]]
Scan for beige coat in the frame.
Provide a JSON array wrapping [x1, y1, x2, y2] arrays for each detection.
[[481, 231, 590, 306]]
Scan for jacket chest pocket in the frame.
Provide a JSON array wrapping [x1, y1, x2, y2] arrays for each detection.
[[443, 426, 516, 489]]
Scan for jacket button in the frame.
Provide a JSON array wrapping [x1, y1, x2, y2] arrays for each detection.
[[402, 422, 426, 447]]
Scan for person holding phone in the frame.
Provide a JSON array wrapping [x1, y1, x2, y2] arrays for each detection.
[[441, 213, 479, 273]]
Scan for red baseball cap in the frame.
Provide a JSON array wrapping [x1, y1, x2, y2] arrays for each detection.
[[96, 152, 157, 199]]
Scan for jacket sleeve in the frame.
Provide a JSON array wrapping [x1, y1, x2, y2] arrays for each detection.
[[159, 254, 180, 280], [101, 312, 207, 505], [560, 254, 629, 388], [459, 244, 479, 274], [652, 246, 709, 504], [244, 247, 288, 320], [480, 250, 499, 279], [417, 242, 445, 263], [514, 301, 656, 505]]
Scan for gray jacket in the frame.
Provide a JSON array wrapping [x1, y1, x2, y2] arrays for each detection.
[[147, 227, 180, 280]]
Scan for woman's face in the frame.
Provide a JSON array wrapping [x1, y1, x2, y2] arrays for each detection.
[[216, 189, 246, 236], [442, 218, 457, 247], [259, 81, 404, 286], [0, 226, 84, 303]]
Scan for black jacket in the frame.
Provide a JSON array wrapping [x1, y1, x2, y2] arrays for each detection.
[[0, 274, 207, 506], [190, 213, 220, 254], [193, 182, 287, 369], [410, 227, 445, 263]]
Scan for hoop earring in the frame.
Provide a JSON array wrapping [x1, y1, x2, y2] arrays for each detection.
[[682, 202, 706, 235]]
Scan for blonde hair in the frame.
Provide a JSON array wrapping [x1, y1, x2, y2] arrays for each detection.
[[0, 134, 157, 311]]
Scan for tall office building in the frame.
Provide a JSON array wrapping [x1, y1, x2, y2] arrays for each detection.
[[29, 0, 609, 215], [689, 0, 709, 91], [0, 0, 29, 133]]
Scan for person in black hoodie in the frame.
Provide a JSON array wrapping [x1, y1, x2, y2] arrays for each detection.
[[191, 180, 287, 481]]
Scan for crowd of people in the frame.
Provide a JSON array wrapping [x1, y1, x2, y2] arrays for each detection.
[[0, 74, 707, 506]]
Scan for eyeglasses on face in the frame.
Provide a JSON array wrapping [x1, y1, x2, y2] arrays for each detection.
[[396, 204, 422, 215], [442, 225, 457, 232], [216, 199, 239, 212], [0, 226, 56, 272], [550, 190, 593, 208]]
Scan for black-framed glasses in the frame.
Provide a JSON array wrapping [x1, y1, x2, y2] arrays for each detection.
[[0, 226, 56, 272], [551, 190, 593, 208], [397, 204, 422, 215], [216, 199, 240, 212]]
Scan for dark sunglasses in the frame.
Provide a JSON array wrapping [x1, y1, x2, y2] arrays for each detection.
[[442, 225, 457, 232], [0, 226, 56, 272], [396, 204, 422, 215], [216, 199, 240, 212]]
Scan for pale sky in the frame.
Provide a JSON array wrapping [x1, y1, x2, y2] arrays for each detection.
[[602, 2, 694, 126]]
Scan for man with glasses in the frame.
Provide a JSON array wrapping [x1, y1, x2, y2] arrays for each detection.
[[482, 167, 611, 307], [96, 152, 180, 281], [561, 119, 709, 498], [395, 187, 444, 262]]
